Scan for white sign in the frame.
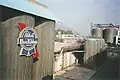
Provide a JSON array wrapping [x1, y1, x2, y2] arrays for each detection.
[[17, 27, 38, 56]]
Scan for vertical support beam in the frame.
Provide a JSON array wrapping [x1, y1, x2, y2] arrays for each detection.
[[33, 21, 55, 80], [0, 6, 2, 80]]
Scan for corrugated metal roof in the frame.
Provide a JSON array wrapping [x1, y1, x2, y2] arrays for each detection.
[[0, 0, 57, 21]]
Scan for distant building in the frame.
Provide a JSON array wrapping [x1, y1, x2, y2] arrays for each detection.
[[56, 33, 81, 43]]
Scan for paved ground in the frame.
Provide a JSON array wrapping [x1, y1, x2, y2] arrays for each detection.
[[54, 65, 95, 80], [54, 53, 120, 80], [89, 51, 120, 80], [89, 58, 119, 80], [54, 58, 119, 80]]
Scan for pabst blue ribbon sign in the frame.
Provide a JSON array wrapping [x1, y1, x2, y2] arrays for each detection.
[[17, 23, 39, 62]]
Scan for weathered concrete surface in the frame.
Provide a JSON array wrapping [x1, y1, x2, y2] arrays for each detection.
[[54, 42, 82, 53], [54, 51, 120, 80], [89, 51, 120, 80], [90, 59, 118, 80], [54, 65, 95, 80], [54, 58, 119, 80]]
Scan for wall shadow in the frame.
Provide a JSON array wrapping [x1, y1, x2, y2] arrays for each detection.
[[72, 48, 107, 70], [84, 49, 107, 70], [42, 75, 53, 80]]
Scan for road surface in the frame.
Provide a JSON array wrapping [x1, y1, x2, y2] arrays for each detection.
[[89, 58, 119, 80]]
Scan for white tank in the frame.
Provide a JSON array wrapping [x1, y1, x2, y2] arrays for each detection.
[[91, 28, 103, 38]]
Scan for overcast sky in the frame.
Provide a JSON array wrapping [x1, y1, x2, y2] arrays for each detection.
[[39, 0, 120, 36]]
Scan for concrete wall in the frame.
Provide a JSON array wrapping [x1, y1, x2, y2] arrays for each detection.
[[33, 21, 55, 80], [53, 51, 76, 73], [0, 6, 55, 80], [84, 38, 107, 69]]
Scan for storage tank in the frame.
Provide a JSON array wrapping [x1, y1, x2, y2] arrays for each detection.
[[103, 28, 117, 43], [91, 28, 103, 38]]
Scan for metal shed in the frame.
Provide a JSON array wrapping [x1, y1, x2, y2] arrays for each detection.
[[0, 0, 57, 80]]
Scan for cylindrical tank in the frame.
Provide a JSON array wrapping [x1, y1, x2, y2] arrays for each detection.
[[91, 28, 103, 38], [84, 38, 97, 68], [103, 28, 117, 43]]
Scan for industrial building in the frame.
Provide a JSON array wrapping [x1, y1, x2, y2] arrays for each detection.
[[91, 23, 120, 46], [53, 42, 80, 73], [0, 0, 57, 80], [54, 23, 120, 79], [0, 0, 120, 80]]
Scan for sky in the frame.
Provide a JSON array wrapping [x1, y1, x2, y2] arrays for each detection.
[[40, 0, 120, 36]]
